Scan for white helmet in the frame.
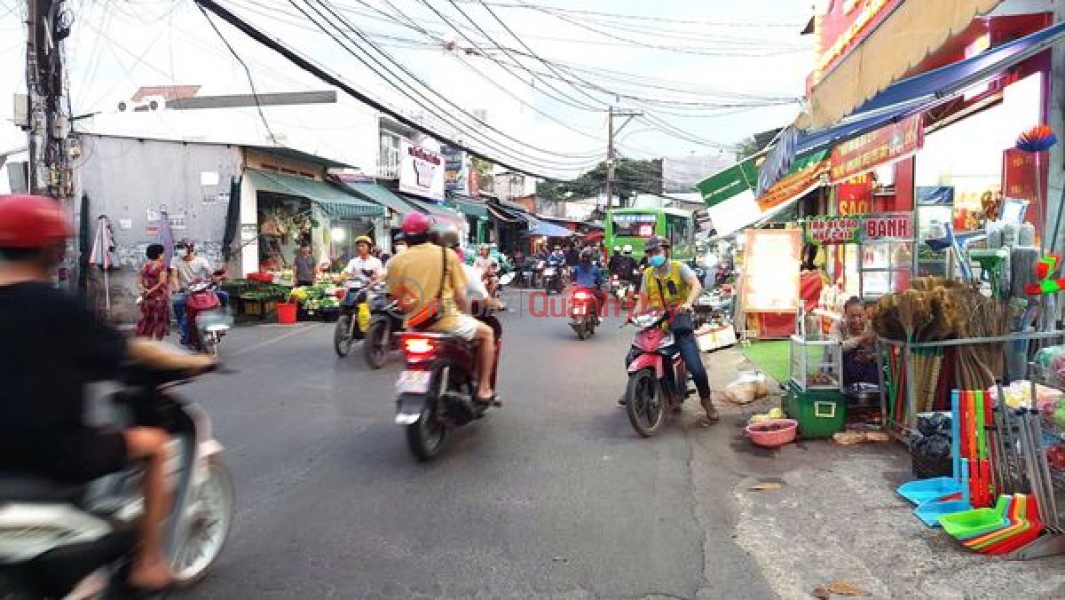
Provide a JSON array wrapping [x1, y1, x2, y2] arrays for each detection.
[[622, 244, 633, 255]]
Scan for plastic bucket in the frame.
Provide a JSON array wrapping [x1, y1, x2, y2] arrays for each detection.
[[276, 302, 298, 325]]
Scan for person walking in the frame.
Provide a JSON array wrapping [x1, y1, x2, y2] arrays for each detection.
[[135, 244, 170, 340]]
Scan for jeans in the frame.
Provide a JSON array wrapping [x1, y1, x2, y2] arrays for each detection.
[[623, 328, 711, 400], [173, 290, 229, 342]]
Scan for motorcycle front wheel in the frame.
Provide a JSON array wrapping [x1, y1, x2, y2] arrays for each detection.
[[171, 459, 235, 587], [626, 368, 664, 437], [364, 317, 390, 370], [334, 315, 354, 357]]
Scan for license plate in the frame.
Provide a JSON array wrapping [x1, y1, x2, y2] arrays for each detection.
[[572, 307, 585, 316], [544, 268, 556, 276], [396, 370, 431, 394]]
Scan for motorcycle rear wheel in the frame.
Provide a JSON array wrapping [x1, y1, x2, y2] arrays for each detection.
[[406, 366, 449, 460], [364, 317, 390, 370], [172, 459, 235, 587], [626, 368, 664, 437], [334, 315, 354, 357]]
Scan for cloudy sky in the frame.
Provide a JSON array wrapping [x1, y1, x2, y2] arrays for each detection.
[[0, 0, 813, 180]]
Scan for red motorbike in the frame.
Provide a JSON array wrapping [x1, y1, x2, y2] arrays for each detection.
[[393, 309, 502, 460], [184, 272, 231, 356], [568, 286, 601, 340], [622, 312, 690, 437]]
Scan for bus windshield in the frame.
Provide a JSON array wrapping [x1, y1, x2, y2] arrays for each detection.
[[612, 213, 657, 238]]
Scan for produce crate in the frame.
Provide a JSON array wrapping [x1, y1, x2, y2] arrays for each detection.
[[782, 381, 847, 439], [239, 297, 277, 320]]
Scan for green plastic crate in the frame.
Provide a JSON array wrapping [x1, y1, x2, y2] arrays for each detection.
[[782, 381, 847, 439]]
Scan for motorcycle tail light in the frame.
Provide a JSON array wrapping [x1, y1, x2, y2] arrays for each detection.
[[403, 337, 437, 357], [573, 291, 591, 301]]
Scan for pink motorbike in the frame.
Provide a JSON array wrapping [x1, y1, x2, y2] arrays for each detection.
[[622, 312, 690, 437]]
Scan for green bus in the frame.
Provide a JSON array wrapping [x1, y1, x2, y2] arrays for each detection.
[[605, 207, 696, 260]]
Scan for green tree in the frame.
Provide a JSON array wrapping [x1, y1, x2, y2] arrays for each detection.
[[470, 156, 494, 192], [535, 159, 662, 207]]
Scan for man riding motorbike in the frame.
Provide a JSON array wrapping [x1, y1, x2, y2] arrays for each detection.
[[0, 194, 216, 591], [170, 239, 228, 346], [386, 212, 499, 406], [473, 244, 501, 298], [342, 235, 385, 283], [619, 236, 718, 423], [617, 245, 638, 282], [572, 248, 606, 314]]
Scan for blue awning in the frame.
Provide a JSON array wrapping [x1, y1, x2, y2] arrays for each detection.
[[523, 219, 573, 238], [796, 20, 1065, 156]]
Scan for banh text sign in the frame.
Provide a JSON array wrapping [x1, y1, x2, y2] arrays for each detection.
[[806, 217, 861, 244], [829, 114, 922, 183], [862, 213, 912, 241]]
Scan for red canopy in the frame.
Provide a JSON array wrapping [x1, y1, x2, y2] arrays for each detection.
[[583, 230, 604, 242]]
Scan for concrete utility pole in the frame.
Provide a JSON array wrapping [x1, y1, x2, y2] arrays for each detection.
[[24, 0, 71, 199], [604, 106, 642, 210]]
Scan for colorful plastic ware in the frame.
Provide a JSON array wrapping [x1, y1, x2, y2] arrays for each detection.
[[938, 495, 1012, 540]]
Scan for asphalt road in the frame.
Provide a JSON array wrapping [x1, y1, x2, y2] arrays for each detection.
[[176, 289, 774, 599]]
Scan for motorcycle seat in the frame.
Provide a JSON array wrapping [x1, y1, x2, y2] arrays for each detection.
[[0, 475, 85, 503]]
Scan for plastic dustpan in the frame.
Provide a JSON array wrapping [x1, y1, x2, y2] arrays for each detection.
[[966, 495, 1025, 551], [914, 464, 971, 528], [938, 495, 1012, 540], [988, 496, 1044, 555], [898, 477, 962, 506]]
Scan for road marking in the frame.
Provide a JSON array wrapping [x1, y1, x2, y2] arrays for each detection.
[[229, 324, 321, 357]]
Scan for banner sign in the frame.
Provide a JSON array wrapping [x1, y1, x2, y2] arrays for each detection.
[[862, 212, 912, 241], [829, 114, 922, 183], [805, 216, 861, 244], [741, 229, 802, 313], [441, 146, 467, 193], [812, 0, 903, 87], [399, 140, 445, 200]]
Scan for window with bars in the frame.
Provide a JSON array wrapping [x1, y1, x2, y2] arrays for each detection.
[[378, 132, 401, 179]]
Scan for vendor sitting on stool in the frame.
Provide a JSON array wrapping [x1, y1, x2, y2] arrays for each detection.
[[824, 296, 878, 387]]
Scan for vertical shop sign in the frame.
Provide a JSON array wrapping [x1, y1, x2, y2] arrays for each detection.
[[741, 229, 802, 313], [836, 174, 874, 215], [441, 146, 467, 193]]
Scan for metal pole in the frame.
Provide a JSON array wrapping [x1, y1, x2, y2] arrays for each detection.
[[605, 106, 614, 210]]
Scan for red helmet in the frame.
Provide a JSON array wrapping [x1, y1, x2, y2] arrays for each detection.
[[401, 211, 431, 236], [0, 194, 73, 248]]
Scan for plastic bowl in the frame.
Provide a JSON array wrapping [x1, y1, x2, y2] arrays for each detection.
[[746, 419, 798, 448]]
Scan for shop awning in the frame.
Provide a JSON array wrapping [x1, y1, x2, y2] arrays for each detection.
[[800, 0, 1004, 130], [522, 219, 573, 238], [447, 193, 489, 220], [340, 181, 415, 216], [246, 169, 383, 219], [486, 203, 525, 223], [756, 153, 830, 213], [696, 152, 763, 208], [400, 193, 466, 229], [797, 19, 1065, 157]]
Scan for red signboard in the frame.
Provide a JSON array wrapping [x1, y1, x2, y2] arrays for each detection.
[[836, 174, 874, 215], [1003, 148, 1048, 239], [830, 114, 923, 183], [863, 213, 912, 241], [812, 0, 904, 87]]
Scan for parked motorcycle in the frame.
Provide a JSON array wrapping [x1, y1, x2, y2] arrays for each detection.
[[0, 365, 235, 597], [542, 257, 565, 295], [185, 277, 232, 356], [364, 282, 403, 370], [622, 312, 691, 437], [569, 286, 600, 340], [334, 274, 372, 358], [393, 307, 503, 460], [530, 259, 545, 288]]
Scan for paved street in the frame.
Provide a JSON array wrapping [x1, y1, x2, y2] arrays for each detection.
[[173, 290, 775, 599]]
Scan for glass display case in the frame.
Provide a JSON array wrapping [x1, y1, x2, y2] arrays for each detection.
[[790, 335, 843, 391], [859, 240, 912, 298]]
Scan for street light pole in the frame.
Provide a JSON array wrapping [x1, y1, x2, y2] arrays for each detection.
[[604, 106, 642, 211]]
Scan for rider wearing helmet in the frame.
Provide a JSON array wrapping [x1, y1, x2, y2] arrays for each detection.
[[341, 234, 384, 282], [617, 244, 639, 285], [607, 245, 623, 276], [387, 213, 499, 406], [0, 194, 214, 591], [170, 238, 228, 346], [621, 236, 718, 422], [572, 248, 606, 311]]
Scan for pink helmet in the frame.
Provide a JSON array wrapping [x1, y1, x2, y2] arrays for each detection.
[[401, 212, 431, 236]]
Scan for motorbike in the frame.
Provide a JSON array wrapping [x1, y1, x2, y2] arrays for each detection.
[[364, 282, 403, 370], [569, 286, 601, 340], [530, 259, 545, 289], [184, 276, 231, 356], [333, 274, 373, 358], [542, 257, 565, 295], [0, 365, 235, 598], [610, 271, 638, 309], [622, 312, 691, 437], [393, 304, 503, 460]]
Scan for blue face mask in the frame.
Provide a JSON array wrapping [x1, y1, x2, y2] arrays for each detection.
[[649, 254, 666, 268]]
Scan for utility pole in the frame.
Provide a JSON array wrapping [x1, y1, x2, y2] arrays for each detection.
[[604, 105, 642, 210], [25, 0, 70, 199]]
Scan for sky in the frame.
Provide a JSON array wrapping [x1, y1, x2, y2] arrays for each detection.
[[0, 0, 814, 182]]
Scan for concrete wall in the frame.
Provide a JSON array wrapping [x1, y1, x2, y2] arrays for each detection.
[[76, 135, 243, 322]]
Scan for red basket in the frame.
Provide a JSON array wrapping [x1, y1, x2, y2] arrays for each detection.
[[745, 419, 798, 448]]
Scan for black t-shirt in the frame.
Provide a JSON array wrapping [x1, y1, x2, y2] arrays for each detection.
[[0, 282, 127, 465]]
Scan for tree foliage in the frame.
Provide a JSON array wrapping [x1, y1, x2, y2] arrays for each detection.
[[535, 159, 662, 205]]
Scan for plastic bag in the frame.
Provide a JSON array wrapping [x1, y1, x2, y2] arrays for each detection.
[[722, 372, 768, 404], [911, 433, 953, 479], [917, 413, 952, 437]]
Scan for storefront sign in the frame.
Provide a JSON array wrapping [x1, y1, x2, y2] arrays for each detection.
[[811, 0, 903, 87], [836, 174, 874, 215], [757, 159, 830, 213], [806, 216, 860, 244], [862, 213, 912, 241], [741, 229, 802, 313], [441, 146, 467, 193], [398, 140, 445, 200], [829, 114, 922, 183]]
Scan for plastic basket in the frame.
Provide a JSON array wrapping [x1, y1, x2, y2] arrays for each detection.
[[276, 302, 298, 325]]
